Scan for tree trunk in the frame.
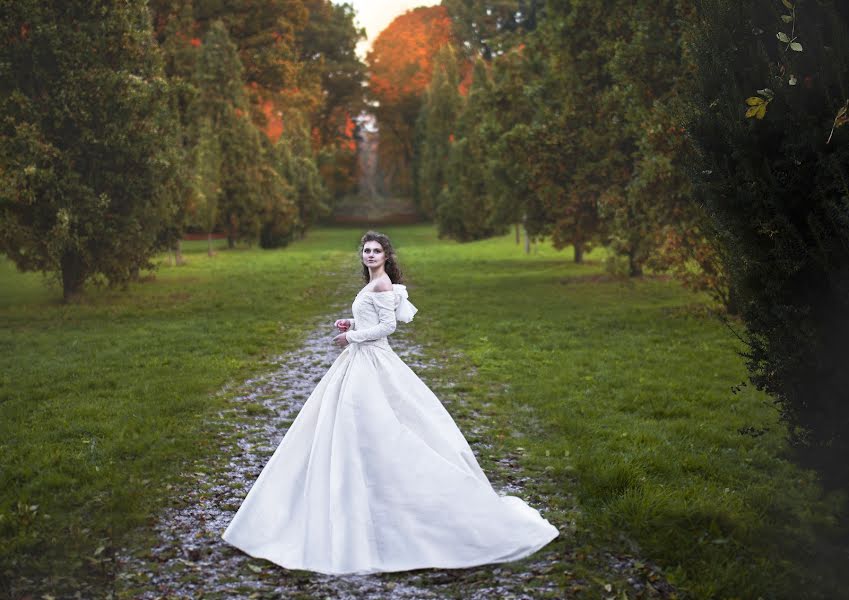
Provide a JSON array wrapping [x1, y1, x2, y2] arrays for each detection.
[[228, 214, 236, 248], [61, 251, 85, 302], [725, 282, 741, 316], [515, 223, 520, 244], [523, 226, 530, 255], [174, 239, 185, 266], [628, 249, 643, 277], [207, 232, 214, 257], [574, 240, 584, 264]]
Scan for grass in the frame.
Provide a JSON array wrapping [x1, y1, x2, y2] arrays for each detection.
[[0, 234, 359, 594], [383, 227, 848, 598], [1, 224, 846, 598]]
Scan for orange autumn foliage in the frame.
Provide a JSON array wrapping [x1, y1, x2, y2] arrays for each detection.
[[366, 6, 455, 195], [259, 98, 285, 142], [367, 6, 453, 104]]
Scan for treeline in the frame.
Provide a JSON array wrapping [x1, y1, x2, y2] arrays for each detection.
[[417, 2, 724, 298], [0, 0, 365, 300], [414, 1, 849, 487]]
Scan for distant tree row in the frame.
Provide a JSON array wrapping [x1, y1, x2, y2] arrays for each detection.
[[416, 1, 728, 303], [0, 0, 365, 300]]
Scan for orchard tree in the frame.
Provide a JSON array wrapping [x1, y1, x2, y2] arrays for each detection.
[[0, 0, 180, 301]]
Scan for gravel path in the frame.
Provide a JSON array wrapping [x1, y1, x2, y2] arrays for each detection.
[[115, 310, 674, 599]]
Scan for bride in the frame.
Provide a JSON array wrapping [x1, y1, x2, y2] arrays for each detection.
[[221, 231, 559, 575]]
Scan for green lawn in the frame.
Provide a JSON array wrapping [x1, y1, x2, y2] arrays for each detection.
[[1, 225, 846, 598], [0, 234, 357, 593]]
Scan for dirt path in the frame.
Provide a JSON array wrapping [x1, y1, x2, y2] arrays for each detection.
[[115, 310, 674, 599]]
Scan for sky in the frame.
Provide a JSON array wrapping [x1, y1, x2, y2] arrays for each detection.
[[334, 0, 441, 58]]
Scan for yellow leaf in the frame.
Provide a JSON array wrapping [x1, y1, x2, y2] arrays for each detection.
[[782, 0, 794, 9], [746, 96, 764, 106], [745, 106, 761, 118], [756, 104, 768, 119]]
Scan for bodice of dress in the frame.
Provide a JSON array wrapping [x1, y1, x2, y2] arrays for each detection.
[[347, 283, 417, 346]]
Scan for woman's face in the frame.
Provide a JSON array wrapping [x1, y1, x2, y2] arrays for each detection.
[[362, 240, 387, 270]]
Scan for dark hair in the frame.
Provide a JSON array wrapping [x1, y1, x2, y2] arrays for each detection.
[[359, 230, 403, 284]]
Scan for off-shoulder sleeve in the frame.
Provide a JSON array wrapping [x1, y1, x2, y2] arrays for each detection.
[[346, 292, 397, 343], [393, 284, 418, 323]]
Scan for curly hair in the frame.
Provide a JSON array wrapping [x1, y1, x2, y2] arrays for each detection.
[[359, 230, 403, 284]]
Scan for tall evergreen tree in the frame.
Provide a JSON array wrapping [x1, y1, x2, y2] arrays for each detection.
[[437, 59, 508, 241], [486, 47, 543, 249], [416, 45, 463, 217], [499, 4, 607, 262], [190, 116, 222, 256], [0, 0, 180, 301], [270, 117, 328, 243], [689, 0, 849, 485], [192, 20, 266, 247]]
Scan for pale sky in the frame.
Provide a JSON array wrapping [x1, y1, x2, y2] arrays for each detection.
[[334, 0, 441, 58]]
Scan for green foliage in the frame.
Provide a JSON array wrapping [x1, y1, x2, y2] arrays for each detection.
[[503, 6, 608, 260], [192, 21, 267, 247], [443, 0, 544, 59], [435, 59, 508, 241], [416, 45, 464, 217], [688, 0, 849, 486], [193, 0, 306, 92], [263, 119, 327, 247], [190, 116, 223, 245], [297, 0, 366, 146], [0, 0, 180, 301]]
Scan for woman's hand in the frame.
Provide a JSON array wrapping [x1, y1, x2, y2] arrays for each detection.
[[333, 332, 349, 347], [334, 319, 351, 332]]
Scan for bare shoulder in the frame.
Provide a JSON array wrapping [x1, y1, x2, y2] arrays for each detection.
[[372, 275, 393, 292]]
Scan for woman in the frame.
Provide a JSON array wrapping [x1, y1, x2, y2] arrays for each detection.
[[221, 231, 559, 575]]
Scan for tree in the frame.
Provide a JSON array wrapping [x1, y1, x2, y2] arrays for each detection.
[[192, 20, 266, 247], [497, 4, 608, 262], [435, 58, 507, 241], [296, 1, 366, 204], [269, 117, 328, 243], [190, 117, 222, 256], [688, 0, 849, 486], [367, 6, 454, 198], [143, 2, 203, 266], [193, 0, 307, 93], [443, 0, 544, 59], [0, 0, 179, 301], [297, 0, 366, 147], [416, 45, 464, 217]]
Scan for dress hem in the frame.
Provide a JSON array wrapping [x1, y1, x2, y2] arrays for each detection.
[[220, 526, 559, 576]]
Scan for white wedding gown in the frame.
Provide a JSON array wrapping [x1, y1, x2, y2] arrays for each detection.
[[221, 283, 559, 575]]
